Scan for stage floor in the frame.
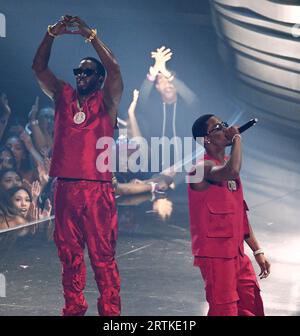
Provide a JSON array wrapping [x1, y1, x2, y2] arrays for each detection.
[[0, 110, 300, 316]]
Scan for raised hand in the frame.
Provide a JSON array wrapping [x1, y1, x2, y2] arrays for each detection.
[[26, 202, 39, 222], [63, 15, 92, 38], [36, 160, 50, 187], [28, 96, 39, 122], [0, 93, 11, 116], [22, 179, 32, 194], [127, 89, 140, 123], [39, 199, 52, 219], [224, 126, 240, 142], [48, 18, 69, 36], [44, 157, 51, 173], [150, 46, 173, 78], [132, 89, 139, 103], [19, 130, 34, 150], [31, 180, 42, 203]]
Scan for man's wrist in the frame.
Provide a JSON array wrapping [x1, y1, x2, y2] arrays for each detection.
[[84, 28, 97, 43], [232, 134, 242, 143], [253, 248, 264, 256], [81, 27, 92, 38], [148, 181, 158, 193], [148, 66, 159, 81], [147, 73, 156, 82], [47, 25, 57, 38]]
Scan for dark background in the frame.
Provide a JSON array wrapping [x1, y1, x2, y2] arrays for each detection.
[[0, 0, 233, 124]]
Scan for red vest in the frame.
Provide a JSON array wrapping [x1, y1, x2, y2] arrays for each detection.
[[188, 154, 250, 258], [49, 83, 114, 181]]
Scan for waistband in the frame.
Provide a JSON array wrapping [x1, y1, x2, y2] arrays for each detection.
[[57, 177, 111, 184]]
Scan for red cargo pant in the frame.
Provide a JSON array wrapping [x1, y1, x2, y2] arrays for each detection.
[[53, 179, 120, 316], [195, 254, 264, 316]]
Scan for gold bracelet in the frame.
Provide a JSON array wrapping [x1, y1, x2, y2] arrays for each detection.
[[47, 25, 57, 38], [85, 29, 97, 43]]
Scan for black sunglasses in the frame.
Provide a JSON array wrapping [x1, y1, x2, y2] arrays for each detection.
[[73, 68, 97, 77], [207, 122, 229, 135]]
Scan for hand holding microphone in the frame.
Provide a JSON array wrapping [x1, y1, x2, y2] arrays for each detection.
[[238, 118, 258, 134], [225, 126, 240, 142], [225, 118, 258, 144]]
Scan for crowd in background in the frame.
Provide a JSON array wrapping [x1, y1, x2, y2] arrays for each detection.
[[0, 94, 53, 230], [0, 46, 198, 232]]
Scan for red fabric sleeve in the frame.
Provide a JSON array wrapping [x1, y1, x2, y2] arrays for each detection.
[[243, 200, 250, 238]]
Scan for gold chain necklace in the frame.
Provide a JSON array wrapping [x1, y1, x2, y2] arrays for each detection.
[[73, 99, 86, 125]]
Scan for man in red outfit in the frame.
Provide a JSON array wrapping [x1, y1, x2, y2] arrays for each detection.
[[32, 15, 123, 316], [188, 114, 271, 316]]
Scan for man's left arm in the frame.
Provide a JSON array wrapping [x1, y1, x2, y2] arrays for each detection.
[[70, 16, 123, 126], [245, 223, 271, 279], [171, 77, 199, 106]]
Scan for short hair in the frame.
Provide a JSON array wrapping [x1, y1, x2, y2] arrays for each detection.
[[192, 114, 214, 140], [81, 56, 106, 78]]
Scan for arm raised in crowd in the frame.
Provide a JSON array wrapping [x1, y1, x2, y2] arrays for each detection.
[[0, 93, 11, 141], [139, 46, 173, 106], [27, 96, 49, 154], [127, 89, 142, 138], [152, 46, 198, 106], [19, 130, 44, 167]]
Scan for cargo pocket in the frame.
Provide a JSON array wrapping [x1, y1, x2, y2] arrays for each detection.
[[206, 201, 235, 238]]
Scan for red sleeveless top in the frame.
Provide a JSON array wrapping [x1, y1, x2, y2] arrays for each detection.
[[188, 154, 250, 258], [49, 83, 114, 181]]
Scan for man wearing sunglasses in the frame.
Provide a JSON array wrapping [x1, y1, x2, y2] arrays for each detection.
[[32, 15, 123, 316], [188, 114, 270, 316]]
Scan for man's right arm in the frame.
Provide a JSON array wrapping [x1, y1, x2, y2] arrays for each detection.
[[190, 129, 242, 191], [205, 135, 242, 182], [32, 22, 66, 101]]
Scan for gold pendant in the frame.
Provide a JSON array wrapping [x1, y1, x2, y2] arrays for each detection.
[[73, 111, 86, 124]]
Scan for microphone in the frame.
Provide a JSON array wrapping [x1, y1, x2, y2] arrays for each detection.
[[238, 118, 258, 134]]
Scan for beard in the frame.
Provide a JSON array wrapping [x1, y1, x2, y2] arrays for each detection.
[[76, 77, 103, 96], [77, 84, 95, 96]]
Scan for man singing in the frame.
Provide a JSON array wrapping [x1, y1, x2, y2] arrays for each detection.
[[32, 15, 123, 316], [188, 114, 271, 316]]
